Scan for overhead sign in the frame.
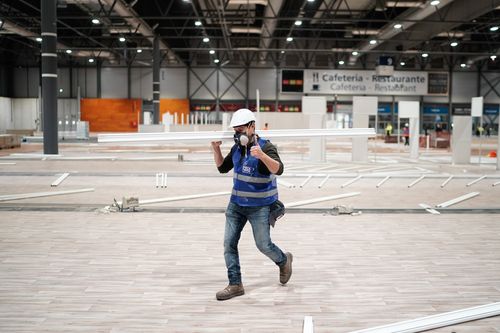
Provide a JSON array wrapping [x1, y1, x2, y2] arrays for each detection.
[[484, 105, 499, 115], [423, 106, 448, 114], [304, 70, 448, 96]]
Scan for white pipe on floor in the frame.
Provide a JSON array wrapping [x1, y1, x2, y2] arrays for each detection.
[[419, 203, 441, 215], [162, 173, 167, 188], [51, 172, 70, 187], [303, 316, 314, 333], [466, 175, 486, 187], [285, 192, 360, 208], [116, 191, 231, 206], [318, 175, 330, 188], [440, 175, 453, 188], [348, 302, 500, 333], [299, 175, 313, 188], [0, 188, 95, 202], [408, 175, 425, 188], [436, 192, 480, 208], [376, 176, 390, 188], [341, 175, 362, 188]]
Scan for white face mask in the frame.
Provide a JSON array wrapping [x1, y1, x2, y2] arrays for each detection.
[[233, 132, 249, 146]]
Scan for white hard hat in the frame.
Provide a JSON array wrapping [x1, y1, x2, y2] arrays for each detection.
[[229, 108, 256, 127]]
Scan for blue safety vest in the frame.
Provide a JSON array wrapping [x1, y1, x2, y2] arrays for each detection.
[[230, 137, 278, 206]]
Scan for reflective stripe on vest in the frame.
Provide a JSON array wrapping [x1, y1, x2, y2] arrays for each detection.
[[234, 173, 276, 184], [232, 188, 278, 198]]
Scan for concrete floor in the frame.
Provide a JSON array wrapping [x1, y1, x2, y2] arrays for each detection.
[[0, 138, 499, 332]]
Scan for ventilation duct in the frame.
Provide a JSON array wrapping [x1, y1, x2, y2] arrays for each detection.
[[348, 0, 455, 65], [259, 0, 285, 63], [0, 19, 113, 59], [230, 27, 262, 34], [99, 0, 178, 63], [385, 1, 427, 7]]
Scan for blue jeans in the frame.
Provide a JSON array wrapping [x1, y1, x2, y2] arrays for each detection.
[[224, 202, 287, 285]]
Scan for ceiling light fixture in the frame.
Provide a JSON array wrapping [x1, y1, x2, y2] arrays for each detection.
[[460, 63, 466, 68], [209, 50, 215, 54], [214, 59, 220, 63], [195, 20, 202, 26], [369, 39, 377, 45], [400, 61, 406, 66], [351, 51, 359, 56], [393, 23, 402, 29], [137, 49, 142, 53], [422, 53, 429, 58], [491, 55, 497, 60], [36, 37, 43, 42], [430, 0, 440, 5], [450, 41, 458, 47], [294, 20, 302, 26], [338, 60, 345, 65], [490, 26, 499, 32], [66, 49, 72, 54], [119, 37, 126, 42], [92, 18, 100, 24], [88, 58, 95, 63], [286, 36, 293, 42], [203, 37, 210, 43], [281, 50, 285, 54]]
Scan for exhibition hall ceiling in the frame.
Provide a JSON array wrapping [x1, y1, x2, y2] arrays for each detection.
[[0, 0, 499, 69]]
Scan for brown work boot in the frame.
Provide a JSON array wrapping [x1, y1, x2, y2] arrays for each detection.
[[216, 284, 245, 301], [279, 252, 293, 285]]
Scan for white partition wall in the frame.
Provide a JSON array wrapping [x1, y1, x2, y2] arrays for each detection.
[[352, 96, 377, 162], [452, 116, 472, 164], [0, 97, 13, 133], [399, 101, 420, 159], [12, 98, 38, 130], [471, 96, 484, 163], [302, 96, 326, 162]]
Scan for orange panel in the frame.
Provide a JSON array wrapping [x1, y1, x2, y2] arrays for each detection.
[[81, 99, 141, 132], [159, 99, 190, 124]]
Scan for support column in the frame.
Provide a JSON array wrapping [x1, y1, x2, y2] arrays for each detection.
[[41, 0, 58, 155], [447, 68, 453, 131], [153, 35, 160, 124], [216, 67, 220, 122], [96, 60, 101, 98]]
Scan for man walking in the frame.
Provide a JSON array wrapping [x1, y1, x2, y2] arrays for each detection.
[[211, 108, 292, 301]]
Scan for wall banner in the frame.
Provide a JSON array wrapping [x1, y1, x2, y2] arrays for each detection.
[[304, 70, 448, 96]]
